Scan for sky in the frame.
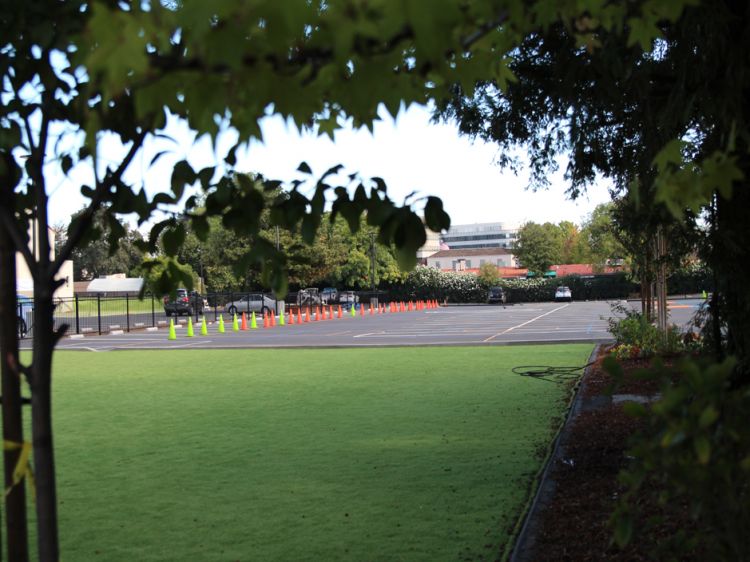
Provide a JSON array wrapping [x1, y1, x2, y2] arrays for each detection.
[[47, 103, 613, 230]]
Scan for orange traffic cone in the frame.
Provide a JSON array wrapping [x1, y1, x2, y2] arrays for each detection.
[[297, 308, 302, 324], [315, 306, 321, 321], [241, 312, 248, 330], [329, 305, 334, 320], [289, 310, 295, 325], [262, 312, 269, 328], [360, 303, 365, 317], [338, 305, 343, 319], [270, 312, 276, 327], [305, 308, 311, 323]]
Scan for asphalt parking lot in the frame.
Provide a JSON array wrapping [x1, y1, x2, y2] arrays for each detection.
[[35, 298, 704, 352]]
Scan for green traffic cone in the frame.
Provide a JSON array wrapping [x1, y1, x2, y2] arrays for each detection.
[[232, 313, 239, 332], [702, 289, 708, 299], [168, 318, 176, 340], [251, 311, 258, 329], [218, 315, 225, 333], [186, 317, 194, 337], [350, 304, 356, 317], [200, 316, 208, 336]]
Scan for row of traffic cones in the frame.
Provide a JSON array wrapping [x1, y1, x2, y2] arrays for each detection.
[[168, 300, 441, 340]]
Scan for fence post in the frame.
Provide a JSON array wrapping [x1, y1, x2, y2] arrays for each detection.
[[151, 294, 155, 327], [97, 293, 101, 335], [75, 293, 80, 334], [126, 293, 130, 332]]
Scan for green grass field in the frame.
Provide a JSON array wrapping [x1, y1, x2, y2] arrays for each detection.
[[20, 344, 592, 560]]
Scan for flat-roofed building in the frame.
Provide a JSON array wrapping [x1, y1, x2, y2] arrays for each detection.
[[441, 222, 519, 250]]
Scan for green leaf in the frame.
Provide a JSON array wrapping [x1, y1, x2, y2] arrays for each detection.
[[171, 160, 196, 200], [693, 435, 711, 465], [297, 161, 312, 174], [652, 139, 686, 172], [613, 513, 633, 547], [198, 166, 215, 189], [191, 214, 210, 242], [300, 214, 319, 244], [698, 405, 719, 429], [424, 196, 451, 232], [61, 154, 73, 175], [162, 224, 186, 256], [224, 143, 240, 167]]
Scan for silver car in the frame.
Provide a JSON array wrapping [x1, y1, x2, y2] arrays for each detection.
[[554, 286, 572, 302], [225, 293, 277, 316]]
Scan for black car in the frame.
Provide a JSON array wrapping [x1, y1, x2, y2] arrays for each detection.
[[487, 286, 507, 304], [163, 289, 204, 316]]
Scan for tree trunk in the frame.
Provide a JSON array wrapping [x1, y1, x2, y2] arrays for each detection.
[[715, 163, 750, 383], [0, 205, 30, 560], [30, 282, 60, 562]]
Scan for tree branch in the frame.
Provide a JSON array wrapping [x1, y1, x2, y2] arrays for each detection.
[[52, 127, 149, 273]]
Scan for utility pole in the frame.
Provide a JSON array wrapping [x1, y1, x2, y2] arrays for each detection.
[[369, 232, 377, 307]]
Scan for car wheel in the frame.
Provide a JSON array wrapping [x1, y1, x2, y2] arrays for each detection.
[[165, 310, 172, 317], [261, 306, 271, 317], [228, 306, 237, 316]]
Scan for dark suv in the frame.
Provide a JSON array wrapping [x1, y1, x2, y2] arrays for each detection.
[[487, 286, 507, 305], [163, 289, 204, 316]]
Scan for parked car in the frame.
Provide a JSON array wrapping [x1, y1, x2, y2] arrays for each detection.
[[338, 291, 359, 309], [297, 287, 322, 307], [487, 286, 507, 304], [17, 294, 34, 337], [321, 287, 338, 304], [555, 286, 572, 302], [163, 289, 204, 316], [225, 293, 277, 316]]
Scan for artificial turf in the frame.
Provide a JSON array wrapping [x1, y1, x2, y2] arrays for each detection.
[[21, 344, 592, 560]]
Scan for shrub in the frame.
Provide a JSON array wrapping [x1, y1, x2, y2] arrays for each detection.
[[607, 304, 687, 357], [609, 357, 750, 559]]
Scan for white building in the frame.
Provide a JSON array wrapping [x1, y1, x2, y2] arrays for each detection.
[[441, 222, 519, 250], [417, 229, 442, 262], [426, 248, 517, 270], [16, 222, 74, 302]]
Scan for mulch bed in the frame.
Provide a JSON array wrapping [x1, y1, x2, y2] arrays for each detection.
[[514, 347, 699, 562]]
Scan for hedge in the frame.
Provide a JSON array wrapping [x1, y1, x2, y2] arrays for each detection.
[[384, 266, 712, 304], [384, 266, 637, 303]]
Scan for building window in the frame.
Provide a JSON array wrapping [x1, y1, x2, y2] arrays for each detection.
[[435, 261, 441, 269], [466, 260, 472, 268], [479, 259, 485, 267]]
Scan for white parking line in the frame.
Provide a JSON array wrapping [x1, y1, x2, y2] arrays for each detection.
[[483, 303, 570, 342]]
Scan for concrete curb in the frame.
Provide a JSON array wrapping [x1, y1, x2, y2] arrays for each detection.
[[507, 344, 607, 562]]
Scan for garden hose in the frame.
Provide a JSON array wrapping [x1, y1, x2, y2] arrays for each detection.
[[511, 362, 596, 383]]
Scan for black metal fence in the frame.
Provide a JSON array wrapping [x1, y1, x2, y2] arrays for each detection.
[[19, 290, 393, 339]]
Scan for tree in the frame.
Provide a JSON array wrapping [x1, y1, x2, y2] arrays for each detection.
[[439, 2, 748, 373], [580, 203, 628, 270], [69, 209, 145, 281], [513, 222, 563, 274], [557, 220, 588, 264], [478, 262, 500, 286], [0, 1, 697, 559]]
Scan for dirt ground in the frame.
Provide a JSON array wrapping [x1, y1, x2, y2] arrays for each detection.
[[510, 348, 699, 562]]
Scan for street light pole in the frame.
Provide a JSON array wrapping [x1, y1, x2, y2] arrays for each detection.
[[369, 232, 377, 306]]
